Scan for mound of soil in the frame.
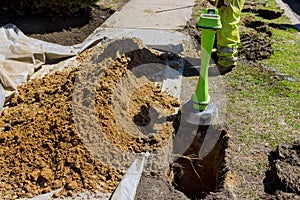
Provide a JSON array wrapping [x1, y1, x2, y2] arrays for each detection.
[[264, 142, 300, 196], [0, 38, 180, 199]]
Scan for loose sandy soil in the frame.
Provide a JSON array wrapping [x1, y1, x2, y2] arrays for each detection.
[[0, 38, 182, 198]]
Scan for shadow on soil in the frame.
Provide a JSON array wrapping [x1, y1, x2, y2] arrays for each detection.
[[263, 142, 300, 195], [242, 7, 299, 32], [242, 8, 283, 20]]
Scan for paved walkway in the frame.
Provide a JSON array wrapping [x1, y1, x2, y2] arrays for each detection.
[[102, 0, 194, 30], [88, 0, 199, 80]]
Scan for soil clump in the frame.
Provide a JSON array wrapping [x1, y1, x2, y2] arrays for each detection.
[[264, 142, 300, 198], [135, 175, 188, 200], [239, 31, 274, 61]]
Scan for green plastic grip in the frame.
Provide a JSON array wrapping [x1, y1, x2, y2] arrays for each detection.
[[193, 9, 222, 111]]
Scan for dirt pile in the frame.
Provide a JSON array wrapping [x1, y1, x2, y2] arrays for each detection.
[[0, 69, 120, 199], [135, 175, 188, 200], [264, 142, 300, 196], [0, 38, 180, 199]]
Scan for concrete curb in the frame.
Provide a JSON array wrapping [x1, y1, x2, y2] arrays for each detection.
[[275, 0, 300, 32]]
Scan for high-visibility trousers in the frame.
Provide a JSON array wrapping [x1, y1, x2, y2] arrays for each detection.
[[216, 0, 245, 67]]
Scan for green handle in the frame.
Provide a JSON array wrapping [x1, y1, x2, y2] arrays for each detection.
[[192, 8, 221, 111], [192, 29, 216, 111]]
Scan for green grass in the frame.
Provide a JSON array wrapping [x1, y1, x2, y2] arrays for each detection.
[[263, 29, 300, 79], [213, 0, 299, 198], [225, 0, 300, 147], [226, 62, 300, 147], [190, 0, 299, 198]]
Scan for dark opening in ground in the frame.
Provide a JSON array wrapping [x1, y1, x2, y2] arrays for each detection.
[[171, 122, 229, 199], [242, 8, 283, 20], [243, 19, 265, 29]]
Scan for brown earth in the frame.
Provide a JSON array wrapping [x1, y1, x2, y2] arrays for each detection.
[[0, 38, 181, 198], [0, 2, 190, 199], [0, 3, 233, 195], [171, 125, 230, 199], [264, 142, 300, 198], [0, 67, 122, 198], [0, 5, 113, 46], [135, 175, 188, 200]]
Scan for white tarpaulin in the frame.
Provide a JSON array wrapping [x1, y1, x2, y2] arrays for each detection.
[[110, 152, 150, 200], [0, 23, 106, 113]]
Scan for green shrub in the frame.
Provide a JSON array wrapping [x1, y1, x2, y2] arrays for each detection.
[[1, 0, 99, 16]]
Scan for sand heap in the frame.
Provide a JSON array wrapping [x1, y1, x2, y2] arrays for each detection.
[[0, 38, 180, 199]]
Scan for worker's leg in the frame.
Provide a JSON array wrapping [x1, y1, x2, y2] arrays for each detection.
[[216, 0, 245, 67]]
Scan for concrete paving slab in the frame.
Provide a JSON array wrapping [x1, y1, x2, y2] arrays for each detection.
[[86, 28, 194, 54], [124, 0, 194, 6], [102, 0, 194, 29]]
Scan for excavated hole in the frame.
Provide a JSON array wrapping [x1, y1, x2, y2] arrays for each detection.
[[242, 8, 283, 20], [256, 9, 283, 20], [243, 19, 265, 29], [171, 123, 229, 199]]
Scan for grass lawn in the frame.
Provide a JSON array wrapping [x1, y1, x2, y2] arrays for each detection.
[[222, 0, 300, 198], [190, 0, 300, 198]]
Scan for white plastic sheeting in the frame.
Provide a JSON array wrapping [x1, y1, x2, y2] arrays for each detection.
[[0, 23, 106, 114], [111, 152, 150, 200], [0, 84, 5, 112]]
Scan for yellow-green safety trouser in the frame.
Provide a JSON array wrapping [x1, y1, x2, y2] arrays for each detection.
[[216, 0, 245, 67]]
